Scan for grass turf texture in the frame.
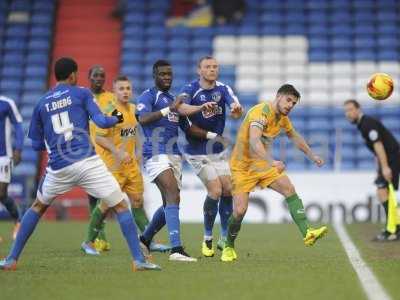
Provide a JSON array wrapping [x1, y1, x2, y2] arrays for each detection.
[[0, 221, 390, 300]]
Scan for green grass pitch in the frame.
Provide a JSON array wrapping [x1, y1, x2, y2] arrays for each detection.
[[1, 222, 399, 300]]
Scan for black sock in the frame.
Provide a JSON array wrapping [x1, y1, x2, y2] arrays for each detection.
[[2, 197, 20, 221], [382, 200, 389, 218]]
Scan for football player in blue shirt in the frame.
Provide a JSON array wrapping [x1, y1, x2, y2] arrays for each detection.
[[0, 95, 24, 242], [136, 60, 216, 262], [0, 57, 160, 271], [179, 56, 243, 257]]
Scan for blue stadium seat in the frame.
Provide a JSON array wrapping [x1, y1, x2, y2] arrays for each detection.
[[30, 26, 52, 37], [354, 37, 375, 48], [308, 49, 330, 61], [124, 26, 145, 37], [26, 53, 49, 65], [122, 39, 144, 51], [23, 79, 46, 91], [352, 0, 375, 9], [353, 24, 375, 36], [377, 11, 397, 22], [10, 0, 31, 11], [357, 159, 375, 170], [377, 37, 398, 48], [377, 51, 398, 61], [31, 13, 53, 25], [331, 36, 353, 49], [353, 12, 376, 23], [286, 23, 306, 35], [1, 66, 24, 78], [28, 39, 50, 51], [215, 25, 237, 35], [307, 119, 332, 132], [4, 39, 27, 51], [168, 37, 190, 49], [0, 80, 22, 92], [5, 25, 29, 38], [147, 12, 165, 25], [331, 50, 353, 61], [124, 13, 145, 25], [354, 49, 376, 60], [167, 26, 191, 37], [377, 24, 397, 35], [167, 51, 190, 64], [329, 25, 353, 37], [25, 66, 48, 77]]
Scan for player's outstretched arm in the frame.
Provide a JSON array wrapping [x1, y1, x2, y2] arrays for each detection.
[[286, 130, 324, 166], [177, 101, 217, 116], [84, 90, 120, 128], [185, 123, 230, 147]]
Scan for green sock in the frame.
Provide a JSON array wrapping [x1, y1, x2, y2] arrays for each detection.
[[286, 194, 309, 237], [85, 206, 104, 243], [97, 220, 107, 241], [226, 215, 243, 248], [132, 207, 149, 232]]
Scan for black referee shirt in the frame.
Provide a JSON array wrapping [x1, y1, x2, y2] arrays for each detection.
[[357, 114, 400, 164]]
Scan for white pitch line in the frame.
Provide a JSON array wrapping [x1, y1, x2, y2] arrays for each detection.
[[334, 223, 392, 300]]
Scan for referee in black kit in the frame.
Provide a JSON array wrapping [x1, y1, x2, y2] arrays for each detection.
[[344, 99, 400, 241]]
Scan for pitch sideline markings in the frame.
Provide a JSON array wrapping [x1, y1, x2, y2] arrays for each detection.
[[334, 223, 392, 300]]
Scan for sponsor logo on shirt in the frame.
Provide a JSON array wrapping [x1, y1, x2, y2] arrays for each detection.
[[202, 106, 223, 118], [211, 91, 221, 102], [120, 127, 136, 137]]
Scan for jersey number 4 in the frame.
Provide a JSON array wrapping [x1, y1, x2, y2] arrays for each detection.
[[51, 111, 74, 141]]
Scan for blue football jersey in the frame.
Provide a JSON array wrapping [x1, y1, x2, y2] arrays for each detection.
[[0, 95, 24, 157], [28, 83, 118, 170], [136, 87, 190, 160], [179, 80, 239, 155]]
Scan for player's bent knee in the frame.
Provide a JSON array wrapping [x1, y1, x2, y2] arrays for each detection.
[[31, 199, 49, 215], [164, 188, 180, 203], [103, 188, 125, 208]]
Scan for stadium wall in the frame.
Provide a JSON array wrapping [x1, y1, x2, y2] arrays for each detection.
[[144, 171, 393, 224]]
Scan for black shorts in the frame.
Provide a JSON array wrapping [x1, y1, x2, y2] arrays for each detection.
[[374, 161, 400, 191]]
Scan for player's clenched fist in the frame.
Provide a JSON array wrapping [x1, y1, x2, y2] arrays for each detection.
[[201, 102, 217, 111], [111, 109, 124, 123]]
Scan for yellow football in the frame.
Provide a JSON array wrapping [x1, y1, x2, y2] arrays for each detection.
[[366, 73, 394, 100]]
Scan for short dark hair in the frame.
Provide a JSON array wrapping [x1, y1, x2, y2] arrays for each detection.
[[277, 84, 301, 99], [197, 55, 214, 67], [54, 57, 78, 81], [88, 65, 104, 78], [152, 60, 171, 75], [113, 74, 130, 85], [344, 99, 361, 109]]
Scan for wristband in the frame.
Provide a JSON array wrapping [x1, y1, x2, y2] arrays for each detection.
[[206, 132, 218, 139], [160, 107, 170, 117]]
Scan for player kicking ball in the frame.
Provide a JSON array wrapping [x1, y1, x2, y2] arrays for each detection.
[[221, 84, 328, 262], [0, 57, 160, 271]]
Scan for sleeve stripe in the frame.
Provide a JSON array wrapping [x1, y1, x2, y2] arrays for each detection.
[[226, 84, 240, 104], [250, 121, 264, 129], [1, 97, 23, 122]]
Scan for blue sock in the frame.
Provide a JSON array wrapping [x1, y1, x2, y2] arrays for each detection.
[[142, 206, 166, 242], [116, 210, 145, 263], [203, 196, 219, 238], [164, 204, 181, 248], [8, 208, 41, 260], [219, 195, 233, 238]]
